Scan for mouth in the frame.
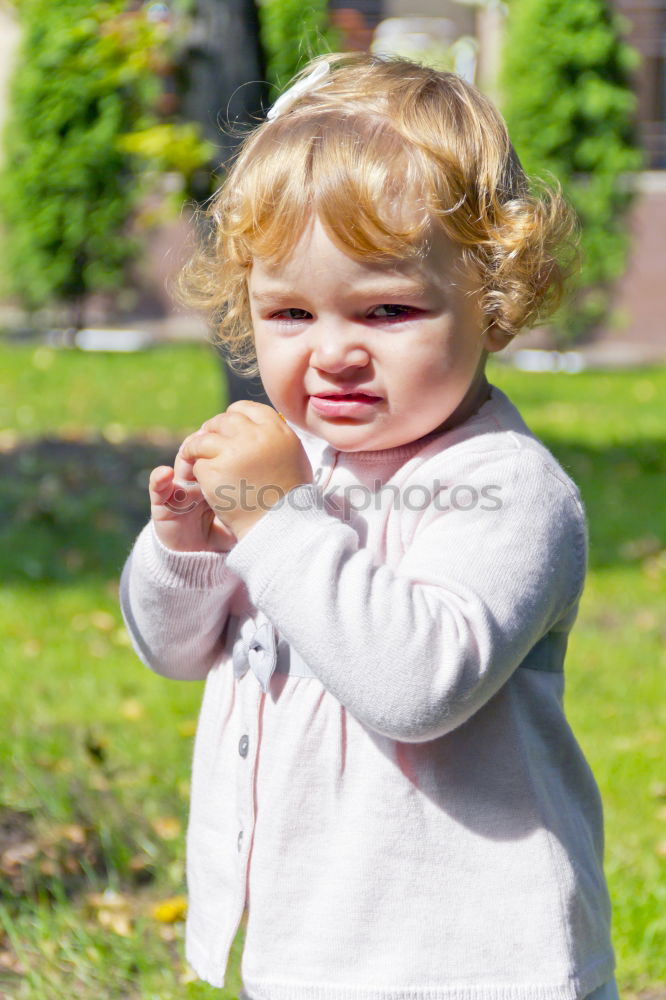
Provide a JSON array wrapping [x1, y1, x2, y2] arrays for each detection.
[[313, 392, 382, 402], [309, 391, 383, 418]]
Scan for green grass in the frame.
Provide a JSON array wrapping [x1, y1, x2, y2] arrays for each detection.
[[1, 343, 664, 998], [0, 342, 225, 439], [1, 343, 234, 999]]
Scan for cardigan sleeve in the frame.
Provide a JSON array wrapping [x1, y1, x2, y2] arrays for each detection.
[[119, 519, 240, 681], [225, 448, 588, 741]]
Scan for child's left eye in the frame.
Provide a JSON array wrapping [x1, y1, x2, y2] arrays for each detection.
[[272, 308, 312, 321], [369, 304, 416, 320]]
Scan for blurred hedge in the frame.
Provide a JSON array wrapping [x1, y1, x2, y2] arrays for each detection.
[[0, 0, 212, 322], [501, 0, 642, 344], [0, 2, 165, 317]]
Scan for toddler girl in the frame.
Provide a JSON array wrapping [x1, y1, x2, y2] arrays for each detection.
[[120, 54, 618, 1000]]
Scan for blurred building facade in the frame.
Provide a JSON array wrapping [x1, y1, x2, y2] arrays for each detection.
[[614, 0, 666, 168], [605, 0, 666, 356]]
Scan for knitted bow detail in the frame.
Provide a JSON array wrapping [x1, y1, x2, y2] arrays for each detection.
[[232, 621, 278, 693]]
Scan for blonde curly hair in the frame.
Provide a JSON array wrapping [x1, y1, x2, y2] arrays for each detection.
[[180, 53, 577, 376]]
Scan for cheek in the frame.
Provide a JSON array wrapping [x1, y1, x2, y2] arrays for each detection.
[[253, 325, 278, 372], [398, 342, 476, 406], [421, 316, 483, 377], [255, 335, 301, 397]]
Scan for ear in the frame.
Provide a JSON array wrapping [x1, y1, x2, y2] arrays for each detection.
[[483, 324, 514, 353]]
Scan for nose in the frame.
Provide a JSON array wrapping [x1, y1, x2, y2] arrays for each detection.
[[309, 321, 371, 374]]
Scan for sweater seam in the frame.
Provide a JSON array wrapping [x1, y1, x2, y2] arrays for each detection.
[[543, 468, 587, 606]]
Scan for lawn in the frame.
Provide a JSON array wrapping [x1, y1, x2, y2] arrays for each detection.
[[1, 342, 664, 999]]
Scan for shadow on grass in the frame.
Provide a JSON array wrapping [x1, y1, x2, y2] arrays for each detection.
[[0, 434, 178, 584], [0, 432, 664, 584]]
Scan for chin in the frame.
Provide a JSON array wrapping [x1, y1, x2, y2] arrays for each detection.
[[327, 432, 398, 453]]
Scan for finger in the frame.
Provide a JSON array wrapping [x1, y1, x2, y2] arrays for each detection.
[[225, 400, 277, 424], [199, 411, 248, 436], [179, 431, 225, 462], [197, 413, 226, 434], [173, 447, 197, 483], [149, 466, 175, 505], [174, 422, 222, 480]]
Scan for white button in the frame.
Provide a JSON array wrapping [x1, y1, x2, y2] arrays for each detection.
[[237, 830, 243, 852], [239, 734, 249, 758]]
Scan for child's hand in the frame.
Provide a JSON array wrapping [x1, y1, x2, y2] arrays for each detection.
[[178, 401, 313, 541], [149, 435, 237, 554]]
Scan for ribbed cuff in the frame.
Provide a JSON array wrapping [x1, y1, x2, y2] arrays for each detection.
[[132, 520, 232, 590]]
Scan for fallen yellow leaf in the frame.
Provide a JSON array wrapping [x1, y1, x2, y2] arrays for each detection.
[[86, 890, 134, 936], [152, 896, 188, 923], [129, 853, 153, 875], [59, 824, 87, 845], [1, 841, 38, 869], [151, 816, 182, 840], [86, 890, 127, 910], [97, 909, 133, 937]]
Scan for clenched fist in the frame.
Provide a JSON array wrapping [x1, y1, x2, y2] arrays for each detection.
[[177, 401, 313, 541]]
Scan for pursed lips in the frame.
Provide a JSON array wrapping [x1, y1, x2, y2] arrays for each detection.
[[311, 390, 382, 400], [308, 390, 384, 417]]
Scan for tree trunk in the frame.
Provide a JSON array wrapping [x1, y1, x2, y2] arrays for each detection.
[[181, 0, 270, 406]]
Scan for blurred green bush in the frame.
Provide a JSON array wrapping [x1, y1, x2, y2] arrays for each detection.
[[501, 0, 643, 345], [0, 0, 212, 323]]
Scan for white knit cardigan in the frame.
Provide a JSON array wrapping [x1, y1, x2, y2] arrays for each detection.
[[120, 386, 615, 1000]]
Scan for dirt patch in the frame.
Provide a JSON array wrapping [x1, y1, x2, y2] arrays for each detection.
[[0, 803, 106, 900]]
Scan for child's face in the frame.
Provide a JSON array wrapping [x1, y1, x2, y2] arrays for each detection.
[[248, 216, 507, 452]]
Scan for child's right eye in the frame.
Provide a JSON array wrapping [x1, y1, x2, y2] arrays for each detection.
[[271, 308, 312, 321], [367, 304, 422, 321]]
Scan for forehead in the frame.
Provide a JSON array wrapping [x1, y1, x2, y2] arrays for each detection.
[[248, 216, 469, 296]]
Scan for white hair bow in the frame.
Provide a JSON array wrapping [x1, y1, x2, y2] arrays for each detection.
[[266, 61, 330, 121]]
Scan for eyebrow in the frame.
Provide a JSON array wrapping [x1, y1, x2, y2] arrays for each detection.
[[250, 281, 429, 305]]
